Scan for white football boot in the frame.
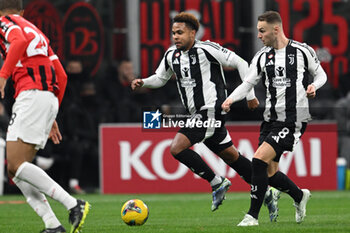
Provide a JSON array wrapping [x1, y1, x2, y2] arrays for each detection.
[[237, 214, 259, 226], [294, 189, 311, 223]]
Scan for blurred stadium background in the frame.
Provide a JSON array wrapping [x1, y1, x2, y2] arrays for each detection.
[[0, 0, 349, 231]]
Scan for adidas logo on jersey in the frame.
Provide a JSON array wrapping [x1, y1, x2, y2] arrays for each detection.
[[173, 58, 179, 65], [266, 60, 274, 66]]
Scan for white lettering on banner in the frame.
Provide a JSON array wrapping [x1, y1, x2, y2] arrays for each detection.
[[310, 138, 321, 176], [151, 139, 187, 180], [279, 141, 307, 176], [119, 138, 322, 180], [120, 141, 156, 180]]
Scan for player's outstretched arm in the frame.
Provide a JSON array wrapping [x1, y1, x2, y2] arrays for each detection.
[[131, 79, 144, 90], [223, 81, 255, 112]]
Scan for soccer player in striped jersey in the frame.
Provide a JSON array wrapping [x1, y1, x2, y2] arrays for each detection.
[[0, 1, 89, 232], [132, 12, 280, 213], [222, 11, 327, 226]]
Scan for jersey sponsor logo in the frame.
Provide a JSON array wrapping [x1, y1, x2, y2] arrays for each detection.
[[272, 77, 291, 88], [180, 78, 196, 88], [182, 67, 189, 77], [275, 66, 285, 77]]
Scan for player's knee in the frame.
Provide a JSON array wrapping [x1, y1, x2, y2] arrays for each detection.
[[253, 150, 269, 163], [6, 157, 26, 178], [218, 148, 239, 164], [170, 143, 181, 157], [7, 162, 18, 179]]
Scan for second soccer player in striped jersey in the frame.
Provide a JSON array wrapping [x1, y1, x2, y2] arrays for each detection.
[[222, 11, 327, 226]]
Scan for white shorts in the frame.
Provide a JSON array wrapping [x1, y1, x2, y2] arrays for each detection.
[[6, 90, 58, 150]]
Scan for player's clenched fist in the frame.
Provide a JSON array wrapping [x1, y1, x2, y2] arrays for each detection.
[[131, 79, 144, 90], [306, 84, 316, 98], [222, 98, 233, 113]]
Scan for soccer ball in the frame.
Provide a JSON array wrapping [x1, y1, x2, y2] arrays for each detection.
[[121, 199, 149, 226]]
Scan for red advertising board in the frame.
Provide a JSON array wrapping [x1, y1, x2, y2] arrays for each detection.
[[100, 123, 337, 193]]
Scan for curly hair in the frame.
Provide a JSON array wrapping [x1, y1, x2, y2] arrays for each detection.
[[173, 12, 199, 31], [258, 11, 282, 24], [0, 0, 22, 11]]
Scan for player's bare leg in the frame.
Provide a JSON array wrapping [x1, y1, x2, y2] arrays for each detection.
[[7, 139, 90, 233], [7, 140, 65, 231]]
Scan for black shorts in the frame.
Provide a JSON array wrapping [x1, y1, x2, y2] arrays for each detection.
[[258, 121, 307, 162], [178, 109, 233, 154]]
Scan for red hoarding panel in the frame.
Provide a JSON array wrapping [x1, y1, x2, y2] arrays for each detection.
[[100, 123, 337, 193]]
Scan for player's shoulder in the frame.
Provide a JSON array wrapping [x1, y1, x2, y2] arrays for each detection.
[[253, 46, 270, 60], [0, 14, 29, 30], [166, 44, 176, 52], [0, 14, 22, 25], [164, 45, 176, 57], [290, 40, 316, 57], [0, 15, 14, 29], [196, 40, 223, 50]]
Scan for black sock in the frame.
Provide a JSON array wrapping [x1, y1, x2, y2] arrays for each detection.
[[173, 149, 215, 182], [228, 153, 252, 184], [247, 158, 268, 219], [269, 171, 303, 203]]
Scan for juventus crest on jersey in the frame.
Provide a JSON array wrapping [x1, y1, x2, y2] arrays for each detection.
[[247, 40, 321, 123], [154, 40, 246, 115]]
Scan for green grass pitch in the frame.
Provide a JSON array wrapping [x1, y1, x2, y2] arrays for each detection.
[[0, 191, 349, 232]]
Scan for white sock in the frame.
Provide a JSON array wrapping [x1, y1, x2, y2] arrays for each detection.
[[15, 162, 77, 210], [210, 175, 223, 187], [13, 177, 61, 228], [69, 178, 79, 189]]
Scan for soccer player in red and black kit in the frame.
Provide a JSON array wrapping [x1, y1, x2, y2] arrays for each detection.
[[0, 1, 90, 232]]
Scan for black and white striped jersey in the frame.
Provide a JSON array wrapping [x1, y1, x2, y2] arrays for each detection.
[[229, 40, 327, 123], [143, 40, 255, 115]]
